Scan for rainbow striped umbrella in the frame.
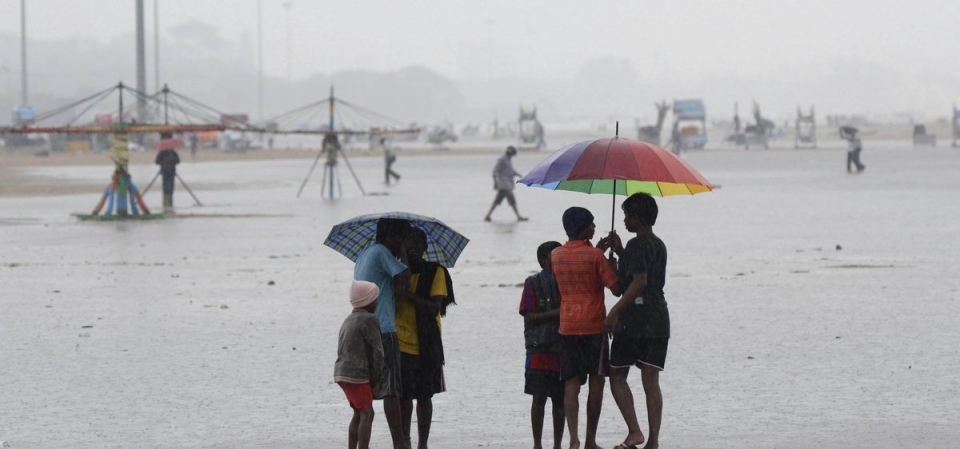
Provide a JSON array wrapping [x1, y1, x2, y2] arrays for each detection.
[[518, 135, 713, 228]]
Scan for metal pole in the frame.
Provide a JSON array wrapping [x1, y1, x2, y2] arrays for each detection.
[[163, 85, 169, 125], [328, 164, 334, 199], [257, 0, 263, 122], [335, 164, 343, 198], [20, 0, 27, 105], [135, 0, 147, 122], [297, 148, 325, 197], [329, 86, 334, 130], [175, 173, 203, 206], [338, 148, 366, 196], [142, 171, 161, 194], [154, 0, 160, 93]]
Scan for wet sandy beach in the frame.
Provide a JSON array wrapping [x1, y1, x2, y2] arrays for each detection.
[[2, 140, 959, 448]]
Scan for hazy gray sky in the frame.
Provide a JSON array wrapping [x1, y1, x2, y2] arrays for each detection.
[[2, 0, 959, 120], [2, 0, 958, 82]]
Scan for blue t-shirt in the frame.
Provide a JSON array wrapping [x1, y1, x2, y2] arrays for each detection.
[[354, 243, 408, 333]]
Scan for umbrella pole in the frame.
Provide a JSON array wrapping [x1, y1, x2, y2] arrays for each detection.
[[611, 179, 616, 232], [612, 122, 619, 233]]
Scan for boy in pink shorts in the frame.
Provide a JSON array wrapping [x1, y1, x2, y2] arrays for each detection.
[[334, 281, 385, 449]]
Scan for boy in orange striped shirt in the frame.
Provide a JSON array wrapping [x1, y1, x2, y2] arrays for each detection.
[[551, 206, 623, 449]]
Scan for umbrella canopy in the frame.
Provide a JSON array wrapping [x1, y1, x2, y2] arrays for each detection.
[[324, 211, 469, 268], [518, 136, 713, 196], [153, 138, 185, 151], [518, 136, 713, 230]]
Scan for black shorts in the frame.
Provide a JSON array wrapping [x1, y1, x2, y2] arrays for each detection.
[[609, 336, 669, 371], [373, 333, 402, 399], [493, 190, 516, 207], [399, 352, 445, 400], [559, 334, 608, 382], [524, 369, 564, 399]]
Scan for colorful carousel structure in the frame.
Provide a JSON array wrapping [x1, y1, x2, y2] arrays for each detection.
[[258, 86, 421, 199], [0, 82, 255, 220]]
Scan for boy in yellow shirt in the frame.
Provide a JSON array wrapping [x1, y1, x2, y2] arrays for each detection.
[[395, 228, 455, 449]]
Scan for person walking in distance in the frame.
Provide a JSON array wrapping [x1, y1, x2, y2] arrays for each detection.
[[384, 138, 402, 185], [841, 126, 865, 173], [485, 146, 528, 222], [155, 135, 181, 210]]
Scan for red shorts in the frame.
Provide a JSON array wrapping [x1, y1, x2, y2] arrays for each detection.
[[338, 382, 373, 410]]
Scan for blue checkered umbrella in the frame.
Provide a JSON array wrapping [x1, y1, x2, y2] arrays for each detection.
[[324, 211, 469, 268]]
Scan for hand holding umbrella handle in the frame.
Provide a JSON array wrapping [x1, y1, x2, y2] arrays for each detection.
[[606, 253, 618, 272], [598, 231, 622, 262]]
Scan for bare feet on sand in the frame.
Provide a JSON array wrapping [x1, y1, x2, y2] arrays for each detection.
[[614, 431, 645, 448]]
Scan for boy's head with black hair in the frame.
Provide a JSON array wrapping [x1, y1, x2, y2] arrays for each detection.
[[537, 241, 562, 271], [404, 226, 428, 265], [621, 192, 658, 227], [375, 218, 410, 254]]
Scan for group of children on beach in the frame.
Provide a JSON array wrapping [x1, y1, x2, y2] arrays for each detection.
[[334, 192, 669, 449]]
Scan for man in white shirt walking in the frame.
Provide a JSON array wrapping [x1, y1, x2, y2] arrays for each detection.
[[484, 146, 528, 222]]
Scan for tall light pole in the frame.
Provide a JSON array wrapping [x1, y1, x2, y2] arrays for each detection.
[[154, 0, 160, 92], [283, 2, 293, 81], [258, 0, 263, 121], [20, 0, 27, 106], [135, 0, 147, 121]]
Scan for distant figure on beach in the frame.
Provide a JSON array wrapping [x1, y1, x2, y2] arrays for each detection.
[[484, 146, 528, 222], [324, 133, 341, 168], [155, 145, 180, 209], [840, 126, 865, 173], [334, 280, 385, 449], [383, 138, 401, 185], [354, 218, 415, 449], [520, 241, 566, 449], [189, 133, 198, 160], [669, 123, 682, 155], [552, 207, 622, 449], [601, 193, 670, 449], [396, 227, 455, 449]]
